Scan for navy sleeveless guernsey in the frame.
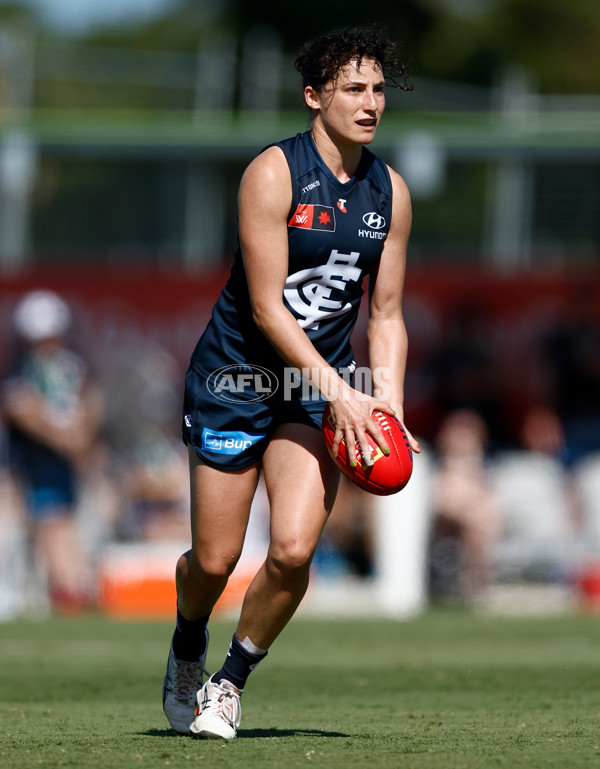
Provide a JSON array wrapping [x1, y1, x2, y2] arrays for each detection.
[[183, 131, 393, 469]]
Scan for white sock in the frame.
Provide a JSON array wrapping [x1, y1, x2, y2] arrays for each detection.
[[239, 635, 267, 656]]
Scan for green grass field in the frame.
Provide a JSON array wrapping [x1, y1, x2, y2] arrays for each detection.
[[1, 610, 599, 769]]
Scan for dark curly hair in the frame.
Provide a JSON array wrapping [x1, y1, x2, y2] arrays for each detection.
[[294, 26, 412, 92]]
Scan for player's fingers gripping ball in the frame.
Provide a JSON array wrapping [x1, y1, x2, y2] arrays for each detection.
[[322, 403, 413, 496]]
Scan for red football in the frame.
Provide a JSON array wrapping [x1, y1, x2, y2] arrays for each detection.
[[321, 403, 413, 496]]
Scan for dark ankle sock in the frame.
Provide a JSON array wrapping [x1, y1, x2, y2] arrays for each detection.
[[172, 608, 210, 662], [213, 635, 267, 690]]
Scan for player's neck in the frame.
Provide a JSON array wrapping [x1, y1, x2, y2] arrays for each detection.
[[310, 126, 363, 183]]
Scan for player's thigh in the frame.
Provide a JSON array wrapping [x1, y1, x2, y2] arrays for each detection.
[[188, 446, 261, 567], [261, 423, 339, 564]]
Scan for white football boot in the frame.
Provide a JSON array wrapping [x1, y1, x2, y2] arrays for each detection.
[[190, 675, 242, 740], [162, 629, 209, 735]]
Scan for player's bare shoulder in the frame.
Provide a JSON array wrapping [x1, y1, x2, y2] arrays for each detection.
[[385, 164, 412, 233], [239, 145, 291, 207], [238, 145, 292, 235], [386, 165, 411, 207]]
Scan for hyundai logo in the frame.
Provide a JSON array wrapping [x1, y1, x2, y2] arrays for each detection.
[[362, 212, 386, 230]]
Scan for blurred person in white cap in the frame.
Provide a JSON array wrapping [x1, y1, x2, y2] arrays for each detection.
[[1, 289, 104, 612]]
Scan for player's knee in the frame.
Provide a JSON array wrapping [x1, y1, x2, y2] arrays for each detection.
[[196, 552, 239, 580], [269, 539, 314, 575], [182, 549, 240, 583]]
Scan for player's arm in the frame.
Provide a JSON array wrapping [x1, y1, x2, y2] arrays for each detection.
[[368, 168, 420, 453], [239, 147, 391, 463], [238, 147, 339, 389]]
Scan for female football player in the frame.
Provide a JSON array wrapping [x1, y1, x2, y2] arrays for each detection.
[[162, 25, 420, 740]]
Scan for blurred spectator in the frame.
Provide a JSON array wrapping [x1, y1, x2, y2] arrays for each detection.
[[543, 284, 600, 466], [316, 477, 375, 578], [490, 405, 579, 583], [103, 339, 190, 543], [1, 290, 105, 612], [519, 405, 565, 458], [433, 301, 504, 448], [428, 409, 501, 604], [0, 415, 30, 618], [118, 435, 190, 542]]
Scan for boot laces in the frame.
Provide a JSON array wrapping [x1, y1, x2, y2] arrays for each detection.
[[173, 659, 209, 704], [202, 680, 241, 727]]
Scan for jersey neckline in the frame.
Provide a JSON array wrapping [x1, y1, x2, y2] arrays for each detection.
[[306, 131, 369, 195]]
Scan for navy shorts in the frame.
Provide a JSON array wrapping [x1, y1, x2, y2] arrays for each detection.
[[7, 429, 77, 519], [26, 483, 76, 520], [182, 361, 352, 470]]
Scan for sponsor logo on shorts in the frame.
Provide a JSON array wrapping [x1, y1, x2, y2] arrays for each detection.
[[207, 364, 278, 402], [201, 428, 266, 455]]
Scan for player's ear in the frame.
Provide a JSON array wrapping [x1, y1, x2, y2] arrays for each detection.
[[304, 85, 321, 112]]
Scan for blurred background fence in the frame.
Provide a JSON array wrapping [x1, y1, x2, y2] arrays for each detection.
[[1, 26, 599, 268], [1, 0, 600, 619]]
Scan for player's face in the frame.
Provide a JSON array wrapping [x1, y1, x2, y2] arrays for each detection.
[[307, 58, 386, 146]]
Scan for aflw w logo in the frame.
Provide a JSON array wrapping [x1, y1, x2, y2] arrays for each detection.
[[288, 204, 336, 232]]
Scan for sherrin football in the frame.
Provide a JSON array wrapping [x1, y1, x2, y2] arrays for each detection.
[[322, 403, 413, 496]]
